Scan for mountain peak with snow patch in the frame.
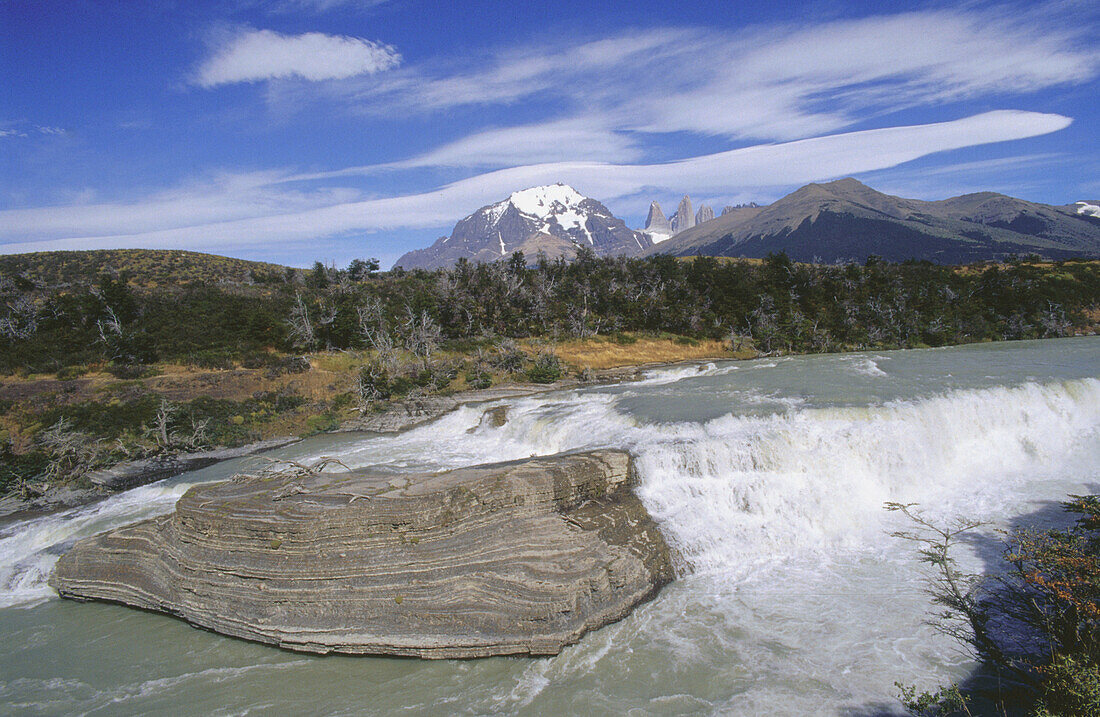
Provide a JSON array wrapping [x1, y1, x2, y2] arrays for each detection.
[[395, 185, 653, 269]]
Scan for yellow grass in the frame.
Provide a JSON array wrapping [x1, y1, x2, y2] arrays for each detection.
[[542, 335, 734, 371], [309, 351, 365, 374]]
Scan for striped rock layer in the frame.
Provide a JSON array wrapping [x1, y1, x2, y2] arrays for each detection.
[[50, 450, 673, 658]]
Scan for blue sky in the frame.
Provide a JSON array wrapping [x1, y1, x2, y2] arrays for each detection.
[[2, 0, 1098, 267]]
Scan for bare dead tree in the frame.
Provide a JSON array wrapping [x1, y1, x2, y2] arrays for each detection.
[[886, 502, 1012, 670], [151, 398, 175, 449], [357, 297, 402, 371], [316, 300, 338, 328], [286, 292, 316, 350], [0, 293, 39, 340], [1038, 302, 1071, 338], [145, 398, 210, 453], [35, 418, 100, 488], [402, 306, 441, 369], [356, 296, 384, 334], [728, 326, 751, 352], [95, 304, 124, 355]]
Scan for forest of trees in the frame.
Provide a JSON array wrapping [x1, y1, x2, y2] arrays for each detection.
[[2, 248, 1098, 376], [1, 249, 1098, 496]]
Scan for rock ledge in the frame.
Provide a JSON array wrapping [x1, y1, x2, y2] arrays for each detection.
[[50, 450, 673, 658]]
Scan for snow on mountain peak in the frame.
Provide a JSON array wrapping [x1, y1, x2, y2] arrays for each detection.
[[479, 183, 596, 244], [508, 184, 586, 217]]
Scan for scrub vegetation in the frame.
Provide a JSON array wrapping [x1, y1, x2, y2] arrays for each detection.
[[2, 248, 1099, 496], [891, 496, 1100, 716]]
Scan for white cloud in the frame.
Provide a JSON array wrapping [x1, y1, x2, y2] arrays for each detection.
[[0, 123, 67, 139], [316, 7, 1095, 145], [319, 119, 645, 174], [195, 29, 400, 87], [0, 111, 1071, 255], [246, 0, 392, 12], [0, 170, 364, 238]]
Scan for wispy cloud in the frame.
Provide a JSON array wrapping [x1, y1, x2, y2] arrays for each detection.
[[195, 29, 400, 87], [342, 119, 645, 172], [0, 123, 68, 139], [0, 111, 1071, 255], [302, 6, 1096, 149], [237, 0, 393, 13]]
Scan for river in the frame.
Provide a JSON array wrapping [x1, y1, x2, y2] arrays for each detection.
[[1, 337, 1098, 715]]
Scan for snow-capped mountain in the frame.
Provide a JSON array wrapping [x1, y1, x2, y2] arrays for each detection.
[[395, 184, 652, 269]]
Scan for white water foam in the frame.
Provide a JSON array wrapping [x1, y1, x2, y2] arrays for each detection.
[[3, 377, 1098, 614], [634, 361, 740, 386], [316, 376, 1100, 579], [633, 378, 1100, 577], [0, 478, 207, 607], [842, 355, 889, 377]]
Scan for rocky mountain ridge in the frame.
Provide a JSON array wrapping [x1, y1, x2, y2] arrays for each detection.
[[647, 178, 1100, 264], [395, 185, 651, 269], [643, 195, 719, 243]]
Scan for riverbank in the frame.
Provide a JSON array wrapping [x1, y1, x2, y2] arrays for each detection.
[[0, 436, 301, 521], [0, 333, 746, 506], [4, 330, 1096, 517], [0, 337, 745, 519]]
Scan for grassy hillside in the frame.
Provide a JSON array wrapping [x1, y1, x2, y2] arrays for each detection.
[[0, 249, 291, 290]]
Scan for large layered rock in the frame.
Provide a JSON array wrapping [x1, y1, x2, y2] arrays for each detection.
[[51, 450, 674, 658]]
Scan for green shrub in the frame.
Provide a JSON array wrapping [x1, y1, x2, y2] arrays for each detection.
[[55, 365, 89, 380], [527, 351, 564, 384], [240, 351, 278, 369], [187, 349, 235, 370], [466, 369, 492, 390], [264, 355, 310, 378], [304, 413, 338, 435], [106, 363, 159, 379], [1037, 655, 1100, 717], [491, 339, 527, 373]]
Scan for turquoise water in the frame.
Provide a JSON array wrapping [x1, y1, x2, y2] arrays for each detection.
[[1, 337, 1098, 715]]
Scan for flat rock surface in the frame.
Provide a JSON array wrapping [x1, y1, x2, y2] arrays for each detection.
[[337, 386, 549, 433], [85, 437, 301, 491], [50, 450, 674, 658]]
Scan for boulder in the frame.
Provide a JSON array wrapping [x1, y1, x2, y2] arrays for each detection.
[[50, 450, 674, 658]]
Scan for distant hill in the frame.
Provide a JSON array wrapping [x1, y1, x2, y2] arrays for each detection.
[[0, 249, 291, 289], [395, 184, 651, 270], [648, 178, 1100, 264]]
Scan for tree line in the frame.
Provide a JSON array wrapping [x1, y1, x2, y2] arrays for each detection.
[[2, 249, 1097, 376]]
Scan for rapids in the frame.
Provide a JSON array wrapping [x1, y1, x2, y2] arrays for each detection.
[[1, 337, 1098, 715]]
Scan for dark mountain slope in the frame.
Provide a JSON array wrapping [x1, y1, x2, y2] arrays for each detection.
[[649, 178, 1100, 263]]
